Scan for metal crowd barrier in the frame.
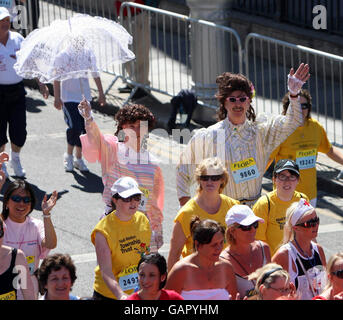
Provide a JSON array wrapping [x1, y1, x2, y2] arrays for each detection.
[[13, 1, 343, 146], [245, 33, 343, 147]]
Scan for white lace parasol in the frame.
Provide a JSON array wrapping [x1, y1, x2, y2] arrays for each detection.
[[14, 14, 135, 83]]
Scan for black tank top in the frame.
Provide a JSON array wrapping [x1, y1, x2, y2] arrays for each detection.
[[0, 248, 18, 300]]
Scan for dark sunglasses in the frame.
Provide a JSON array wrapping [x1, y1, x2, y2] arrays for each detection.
[[301, 103, 310, 110], [227, 96, 248, 103], [331, 269, 343, 279], [296, 217, 320, 228], [237, 221, 259, 231], [199, 174, 223, 182], [116, 194, 142, 203], [10, 195, 31, 204]]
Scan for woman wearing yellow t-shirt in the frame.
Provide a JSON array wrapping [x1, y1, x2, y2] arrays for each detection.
[[268, 89, 343, 207], [253, 159, 309, 256], [167, 157, 239, 272], [91, 177, 151, 300]]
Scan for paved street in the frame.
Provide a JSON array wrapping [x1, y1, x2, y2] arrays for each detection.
[[1, 86, 343, 298]]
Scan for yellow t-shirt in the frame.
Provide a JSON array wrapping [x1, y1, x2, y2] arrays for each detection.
[[269, 118, 331, 200], [91, 211, 151, 299], [253, 190, 308, 256], [174, 194, 239, 257]]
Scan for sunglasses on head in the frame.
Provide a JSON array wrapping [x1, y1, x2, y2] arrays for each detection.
[[301, 103, 310, 110], [199, 174, 223, 182], [237, 221, 259, 231], [10, 195, 31, 204], [296, 216, 320, 228], [227, 96, 248, 103], [331, 269, 343, 279], [116, 194, 142, 203]]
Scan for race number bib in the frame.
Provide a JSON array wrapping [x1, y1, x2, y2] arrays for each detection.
[[230, 157, 260, 184], [118, 265, 139, 292], [138, 187, 150, 212], [296, 149, 316, 170], [26, 256, 35, 275], [0, 291, 16, 300], [0, 0, 12, 9]]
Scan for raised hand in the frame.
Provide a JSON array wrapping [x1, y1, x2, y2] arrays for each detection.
[[288, 63, 310, 95], [78, 98, 92, 120], [41, 190, 58, 216]]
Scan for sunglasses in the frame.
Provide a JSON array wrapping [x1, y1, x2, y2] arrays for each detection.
[[227, 96, 248, 103], [301, 103, 310, 110], [237, 221, 259, 231], [10, 195, 31, 204], [116, 194, 142, 203], [331, 269, 343, 279], [296, 217, 320, 228], [268, 286, 291, 295], [276, 174, 298, 181], [199, 174, 223, 182]]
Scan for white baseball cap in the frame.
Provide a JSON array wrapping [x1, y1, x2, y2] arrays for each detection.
[[225, 204, 264, 226], [110, 177, 142, 198], [0, 7, 10, 21]]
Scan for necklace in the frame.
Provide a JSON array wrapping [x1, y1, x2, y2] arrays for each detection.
[[228, 244, 253, 271], [293, 238, 315, 269]]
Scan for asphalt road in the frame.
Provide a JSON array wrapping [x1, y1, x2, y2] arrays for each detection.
[[1, 87, 343, 298]]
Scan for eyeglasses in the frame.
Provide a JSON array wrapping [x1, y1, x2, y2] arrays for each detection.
[[331, 269, 343, 279], [276, 174, 298, 181], [296, 217, 320, 228], [10, 195, 31, 204], [227, 96, 248, 103], [237, 221, 259, 231], [268, 286, 291, 294], [301, 103, 310, 110], [116, 194, 142, 203], [199, 174, 223, 182]]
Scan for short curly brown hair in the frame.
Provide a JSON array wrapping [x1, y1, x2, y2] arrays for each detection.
[[35, 253, 77, 295], [114, 104, 156, 137], [215, 72, 256, 122]]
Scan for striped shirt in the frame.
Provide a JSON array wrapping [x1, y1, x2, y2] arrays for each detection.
[[176, 97, 303, 207], [80, 121, 164, 248]]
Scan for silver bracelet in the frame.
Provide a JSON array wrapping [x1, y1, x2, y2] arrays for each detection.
[[43, 214, 51, 218]]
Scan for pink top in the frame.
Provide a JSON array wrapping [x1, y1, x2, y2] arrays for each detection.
[[80, 121, 164, 248], [3, 216, 50, 299]]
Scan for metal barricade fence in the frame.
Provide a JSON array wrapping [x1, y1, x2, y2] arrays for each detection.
[[117, 2, 243, 109], [12, 1, 343, 146], [245, 33, 343, 147]]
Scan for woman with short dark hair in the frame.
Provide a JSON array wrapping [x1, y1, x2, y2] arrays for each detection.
[[1, 179, 58, 299], [36, 253, 78, 300], [127, 253, 183, 300]]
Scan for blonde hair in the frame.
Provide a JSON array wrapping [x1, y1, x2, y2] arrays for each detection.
[[248, 263, 290, 299], [323, 252, 343, 291], [225, 224, 238, 246], [194, 157, 228, 194], [282, 201, 315, 244]]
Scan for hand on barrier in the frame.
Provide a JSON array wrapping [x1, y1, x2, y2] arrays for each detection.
[[288, 63, 310, 95], [78, 98, 93, 121]]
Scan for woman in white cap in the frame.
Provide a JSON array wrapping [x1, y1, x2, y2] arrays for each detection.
[[0, 7, 48, 179], [253, 159, 309, 256], [220, 204, 270, 299], [272, 198, 326, 300], [165, 217, 237, 300], [168, 157, 239, 271], [91, 176, 151, 300]]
